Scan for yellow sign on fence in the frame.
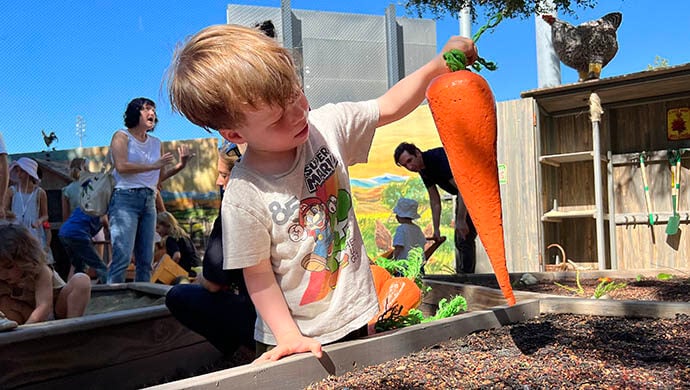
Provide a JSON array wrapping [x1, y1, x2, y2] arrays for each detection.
[[667, 107, 690, 140]]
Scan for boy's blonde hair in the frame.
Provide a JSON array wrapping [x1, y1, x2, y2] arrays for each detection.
[[156, 211, 189, 240], [167, 24, 301, 131], [0, 223, 46, 282]]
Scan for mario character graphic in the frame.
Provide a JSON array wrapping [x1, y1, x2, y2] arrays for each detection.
[[290, 189, 352, 305]]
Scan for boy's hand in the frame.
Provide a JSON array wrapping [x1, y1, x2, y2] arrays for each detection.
[[253, 334, 322, 364], [439, 36, 478, 68]]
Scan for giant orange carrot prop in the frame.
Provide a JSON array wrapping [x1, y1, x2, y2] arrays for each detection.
[[425, 46, 515, 306]]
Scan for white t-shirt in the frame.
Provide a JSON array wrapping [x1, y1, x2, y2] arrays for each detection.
[[393, 223, 427, 260], [221, 100, 380, 345], [0, 132, 7, 155], [112, 130, 161, 191]]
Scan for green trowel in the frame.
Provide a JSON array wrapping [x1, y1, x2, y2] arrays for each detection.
[[666, 150, 681, 235]]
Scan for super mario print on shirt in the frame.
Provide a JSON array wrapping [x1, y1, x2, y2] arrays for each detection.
[[287, 146, 355, 305]]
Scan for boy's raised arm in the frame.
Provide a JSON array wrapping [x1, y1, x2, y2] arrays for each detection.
[[376, 36, 477, 127], [243, 259, 323, 362]]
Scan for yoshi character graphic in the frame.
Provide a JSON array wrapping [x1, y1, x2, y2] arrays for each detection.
[[290, 189, 352, 305]]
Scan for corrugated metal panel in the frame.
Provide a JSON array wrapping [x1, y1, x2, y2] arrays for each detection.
[[226, 4, 436, 108]]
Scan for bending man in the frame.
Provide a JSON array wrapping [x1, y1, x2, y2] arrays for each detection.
[[394, 142, 476, 273]]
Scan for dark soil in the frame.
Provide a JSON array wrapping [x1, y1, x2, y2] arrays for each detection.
[[154, 277, 690, 387], [469, 276, 690, 302], [307, 313, 690, 389]]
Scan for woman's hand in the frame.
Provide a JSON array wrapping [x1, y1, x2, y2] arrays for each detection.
[[155, 152, 175, 169], [177, 145, 195, 166]]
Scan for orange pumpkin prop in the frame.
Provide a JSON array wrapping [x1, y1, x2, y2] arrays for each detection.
[[370, 264, 393, 295]]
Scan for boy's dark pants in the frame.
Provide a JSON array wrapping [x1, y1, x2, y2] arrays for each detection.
[[166, 284, 256, 355], [165, 214, 256, 355]]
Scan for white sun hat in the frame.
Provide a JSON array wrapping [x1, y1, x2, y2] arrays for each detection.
[[9, 157, 40, 183], [393, 197, 421, 220]]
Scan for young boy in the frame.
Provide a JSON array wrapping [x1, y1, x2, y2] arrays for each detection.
[[167, 24, 477, 362]]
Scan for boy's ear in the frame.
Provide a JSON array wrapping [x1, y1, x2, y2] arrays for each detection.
[[219, 129, 245, 144]]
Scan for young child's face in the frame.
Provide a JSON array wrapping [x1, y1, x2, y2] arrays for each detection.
[[223, 90, 309, 153], [0, 261, 23, 284], [156, 222, 170, 236]]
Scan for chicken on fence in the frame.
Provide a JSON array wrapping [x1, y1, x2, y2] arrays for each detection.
[[543, 12, 622, 81]]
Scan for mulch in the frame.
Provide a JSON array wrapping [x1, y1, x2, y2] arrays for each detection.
[[472, 276, 690, 302], [307, 313, 690, 389], [305, 277, 690, 389]]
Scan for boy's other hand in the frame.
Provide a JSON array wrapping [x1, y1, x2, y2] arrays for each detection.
[[440, 36, 478, 66], [253, 334, 323, 364]]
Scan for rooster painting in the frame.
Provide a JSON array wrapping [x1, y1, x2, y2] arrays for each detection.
[[41, 129, 59, 150], [542, 12, 622, 81]]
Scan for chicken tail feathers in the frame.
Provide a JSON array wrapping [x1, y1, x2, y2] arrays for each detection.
[[602, 12, 622, 29]]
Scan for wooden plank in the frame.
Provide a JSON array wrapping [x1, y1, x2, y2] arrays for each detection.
[[540, 298, 690, 318], [0, 313, 207, 389], [20, 342, 222, 390], [0, 284, 210, 389], [521, 63, 690, 115], [496, 98, 540, 272]]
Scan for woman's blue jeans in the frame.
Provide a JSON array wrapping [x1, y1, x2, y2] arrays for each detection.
[[107, 188, 156, 283]]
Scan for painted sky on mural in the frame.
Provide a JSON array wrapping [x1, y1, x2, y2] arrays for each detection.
[[1, 0, 688, 154]]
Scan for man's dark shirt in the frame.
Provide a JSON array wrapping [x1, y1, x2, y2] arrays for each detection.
[[420, 147, 458, 195]]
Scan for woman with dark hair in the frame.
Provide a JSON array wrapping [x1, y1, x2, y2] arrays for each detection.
[[106, 97, 190, 283]]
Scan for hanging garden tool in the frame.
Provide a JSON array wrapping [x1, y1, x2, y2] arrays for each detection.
[[666, 150, 682, 235], [425, 13, 515, 306], [639, 152, 654, 225]]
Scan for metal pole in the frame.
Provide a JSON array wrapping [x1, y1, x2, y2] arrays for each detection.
[[535, 0, 561, 88], [459, 6, 471, 38], [281, 0, 293, 49], [384, 4, 400, 88]]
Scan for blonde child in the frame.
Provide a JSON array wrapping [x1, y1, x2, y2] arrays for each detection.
[[0, 223, 91, 326], [167, 23, 477, 362], [156, 211, 201, 274]]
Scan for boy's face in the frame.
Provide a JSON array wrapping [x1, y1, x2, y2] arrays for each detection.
[[220, 90, 309, 153]]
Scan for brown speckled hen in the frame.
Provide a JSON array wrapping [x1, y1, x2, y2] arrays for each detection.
[[543, 12, 622, 81]]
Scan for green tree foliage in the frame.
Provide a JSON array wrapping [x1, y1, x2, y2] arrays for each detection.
[[381, 178, 428, 210], [647, 55, 670, 70], [403, 0, 600, 21]]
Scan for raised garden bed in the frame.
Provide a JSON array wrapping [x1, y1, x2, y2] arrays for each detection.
[[424, 269, 690, 303], [144, 298, 690, 390], [0, 283, 220, 390]]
